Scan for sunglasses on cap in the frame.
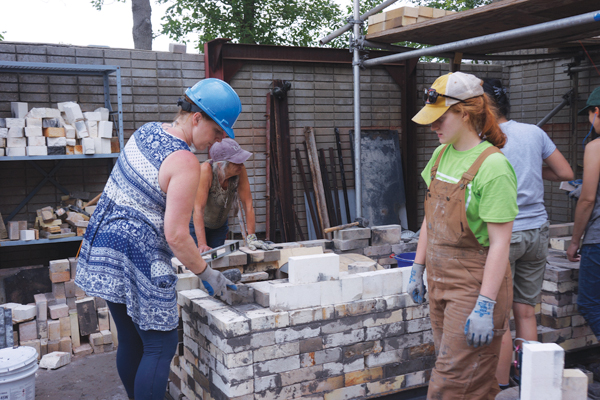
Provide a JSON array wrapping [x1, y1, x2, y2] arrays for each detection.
[[423, 88, 466, 105]]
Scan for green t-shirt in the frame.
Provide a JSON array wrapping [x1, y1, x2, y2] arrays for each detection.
[[421, 142, 518, 247]]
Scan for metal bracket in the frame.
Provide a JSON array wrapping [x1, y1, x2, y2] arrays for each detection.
[[201, 240, 241, 262], [346, 16, 364, 26]]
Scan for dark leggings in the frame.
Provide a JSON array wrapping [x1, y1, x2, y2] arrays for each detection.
[[106, 301, 178, 400]]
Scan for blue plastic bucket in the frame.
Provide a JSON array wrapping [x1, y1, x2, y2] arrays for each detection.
[[392, 252, 416, 268]]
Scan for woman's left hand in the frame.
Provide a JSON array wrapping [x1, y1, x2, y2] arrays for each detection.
[[464, 294, 496, 347]]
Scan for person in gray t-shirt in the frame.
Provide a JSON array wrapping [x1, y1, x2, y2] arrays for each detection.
[[483, 79, 574, 389]]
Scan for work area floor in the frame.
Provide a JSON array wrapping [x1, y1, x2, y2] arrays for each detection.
[[33, 350, 427, 400], [35, 351, 128, 400]]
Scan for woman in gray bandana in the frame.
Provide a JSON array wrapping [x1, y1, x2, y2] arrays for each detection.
[[190, 138, 274, 252]]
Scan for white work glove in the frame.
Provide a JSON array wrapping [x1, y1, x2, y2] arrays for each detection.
[[464, 294, 496, 348], [197, 265, 237, 297], [406, 262, 426, 304], [246, 233, 274, 251]]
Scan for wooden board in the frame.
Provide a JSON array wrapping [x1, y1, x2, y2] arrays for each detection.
[[366, 0, 600, 54]]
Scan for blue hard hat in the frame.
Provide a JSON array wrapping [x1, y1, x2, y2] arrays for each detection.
[[185, 78, 242, 138]]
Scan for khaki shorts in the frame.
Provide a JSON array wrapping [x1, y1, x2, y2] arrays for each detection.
[[509, 221, 550, 306]]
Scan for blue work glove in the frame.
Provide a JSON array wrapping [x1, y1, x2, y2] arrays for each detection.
[[197, 265, 237, 296], [406, 262, 426, 304], [464, 294, 496, 347]]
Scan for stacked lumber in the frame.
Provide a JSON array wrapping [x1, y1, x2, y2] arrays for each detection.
[[3, 193, 97, 242], [0, 257, 118, 359], [0, 101, 119, 157], [367, 6, 457, 35]]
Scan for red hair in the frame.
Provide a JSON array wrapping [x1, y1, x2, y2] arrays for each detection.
[[448, 94, 506, 148]]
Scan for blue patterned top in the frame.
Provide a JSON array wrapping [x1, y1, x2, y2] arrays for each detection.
[[75, 122, 190, 331]]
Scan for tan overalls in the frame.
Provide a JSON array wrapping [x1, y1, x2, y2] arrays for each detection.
[[425, 146, 513, 400]]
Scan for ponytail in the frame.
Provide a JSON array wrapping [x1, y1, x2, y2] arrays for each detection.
[[449, 95, 506, 148]]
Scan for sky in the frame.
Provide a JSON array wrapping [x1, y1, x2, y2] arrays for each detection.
[[0, 0, 413, 52]]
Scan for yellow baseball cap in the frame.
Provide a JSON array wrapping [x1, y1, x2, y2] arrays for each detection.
[[412, 72, 484, 125]]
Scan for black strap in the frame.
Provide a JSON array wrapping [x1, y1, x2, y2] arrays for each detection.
[[177, 97, 203, 113]]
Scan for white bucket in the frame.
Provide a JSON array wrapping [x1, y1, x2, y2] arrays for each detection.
[[0, 346, 38, 400]]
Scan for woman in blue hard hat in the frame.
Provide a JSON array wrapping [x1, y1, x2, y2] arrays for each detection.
[[75, 78, 241, 400], [567, 87, 600, 340], [190, 138, 274, 253]]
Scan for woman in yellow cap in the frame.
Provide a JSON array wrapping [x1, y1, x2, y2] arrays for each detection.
[[406, 71, 517, 399]]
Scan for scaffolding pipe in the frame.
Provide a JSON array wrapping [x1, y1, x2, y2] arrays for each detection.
[[353, 0, 362, 219], [362, 39, 586, 61], [320, 0, 398, 45], [537, 90, 572, 127], [362, 11, 600, 67], [567, 63, 600, 73]]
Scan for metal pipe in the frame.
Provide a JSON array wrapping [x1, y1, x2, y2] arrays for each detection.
[[567, 63, 600, 73], [570, 72, 579, 222], [363, 11, 600, 67], [320, 0, 398, 45], [362, 39, 584, 61], [353, 0, 362, 219], [537, 90, 572, 127]]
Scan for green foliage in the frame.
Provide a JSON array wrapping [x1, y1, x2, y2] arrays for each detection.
[[158, 0, 343, 49], [410, 0, 493, 11], [0, 32, 4, 41], [91, 0, 125, 11]]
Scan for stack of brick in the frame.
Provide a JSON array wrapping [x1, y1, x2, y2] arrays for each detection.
[[367, 6, 457, 35], [332, 225, 418, 268], [171, 252, 435, 400], [535, 223, 598, 351], [0, 257, 117, 358], [3, 193, 96, 241], [0, 101, 117, 157]]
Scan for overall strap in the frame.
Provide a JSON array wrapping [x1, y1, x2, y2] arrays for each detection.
[[430, 145, 450, 181], [459, 146, 501, 187]]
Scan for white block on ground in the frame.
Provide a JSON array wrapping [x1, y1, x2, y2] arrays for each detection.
[[39, 351, 71, 370], [270, 282, 321, 311], [25, 118, 42, 127], [521, 342, 564, 400], [561, 369, 587, 400], [86, 120, 98, 138], [288, 253, 339, 284]]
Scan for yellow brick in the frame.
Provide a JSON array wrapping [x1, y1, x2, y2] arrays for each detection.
[[345, 367, 383, 386], [366, 375, 406, 396]]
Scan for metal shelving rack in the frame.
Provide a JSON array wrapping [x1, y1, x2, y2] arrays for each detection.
[[0, 61, 124, 247]]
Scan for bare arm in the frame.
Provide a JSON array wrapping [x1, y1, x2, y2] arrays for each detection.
[[193, 162, 213, 253], [567, 139, 600, 261], [237, 166, 256, 235], [542, 148, 574, 182], [159, 150, 207, 274], [480, 221, 513, 301], [414, 218, 428, 265]]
